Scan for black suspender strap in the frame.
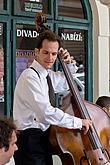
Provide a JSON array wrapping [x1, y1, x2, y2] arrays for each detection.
[[30, 67, 40, 79]]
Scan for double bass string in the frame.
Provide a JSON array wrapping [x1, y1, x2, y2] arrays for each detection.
[[58, 54, 103, 150]]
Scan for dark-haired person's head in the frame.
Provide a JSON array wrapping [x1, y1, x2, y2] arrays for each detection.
[[35, 30, 61, 69], [0, 118, 18, 165], [96, 96, 110, 114], [36, 30, 61, 49]]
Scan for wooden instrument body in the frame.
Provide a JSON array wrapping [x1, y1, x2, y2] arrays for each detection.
[[49, 93, 110, 164]]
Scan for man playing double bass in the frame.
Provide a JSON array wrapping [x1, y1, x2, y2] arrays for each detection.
[[13, 30, 93, 165]]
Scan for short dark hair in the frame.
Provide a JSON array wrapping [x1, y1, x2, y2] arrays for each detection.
[[36, 30, 61, 49], [0, 118, 17, 151], [96, 96, 110, 109]]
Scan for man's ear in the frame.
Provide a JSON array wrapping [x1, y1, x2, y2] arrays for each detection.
[[35, 48, 39, 54], [0, 147, 6, 153], [102, 107, 108, 113], [0, 148, 2, 153]]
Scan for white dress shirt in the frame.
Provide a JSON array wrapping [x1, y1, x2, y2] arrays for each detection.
[[13, 59, 82, 131], [6, 157, 15, 165]]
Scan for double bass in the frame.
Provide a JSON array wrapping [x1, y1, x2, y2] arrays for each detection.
[[35, 12, 110, 165]]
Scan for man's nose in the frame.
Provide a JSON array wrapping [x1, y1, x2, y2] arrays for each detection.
[[15, 144, 18, 151], [48, 53, 53, 58]]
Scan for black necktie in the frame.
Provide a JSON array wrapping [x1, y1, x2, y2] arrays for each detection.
[[46, 74, 56, 107]]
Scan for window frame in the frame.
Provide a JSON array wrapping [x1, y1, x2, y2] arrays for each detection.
[[0, 0, 10, 14], [55, 0, 92, 22], [12, 19, 54, 90], [55, 23, 92, 101], [13, 0, 54, 19]]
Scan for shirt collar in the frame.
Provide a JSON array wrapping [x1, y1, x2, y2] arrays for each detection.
[[30, 59, 48, 78]]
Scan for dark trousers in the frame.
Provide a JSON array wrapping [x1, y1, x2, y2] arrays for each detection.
[[14, 128, 53, 165]]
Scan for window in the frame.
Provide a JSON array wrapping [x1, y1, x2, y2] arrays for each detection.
[[15, 0, 49, 14], [16, 24, 37, 80], [58, 27, 85, 74], [58, 0, 84, 18], [0, 0, 3, 10]]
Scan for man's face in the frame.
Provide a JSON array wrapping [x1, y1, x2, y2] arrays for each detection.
[[108, 107, 110, 114], [0, 131, 18, 165], [35, 39, 59, 69], [103, 107, 110, 115], [106, 106, 110, 114]]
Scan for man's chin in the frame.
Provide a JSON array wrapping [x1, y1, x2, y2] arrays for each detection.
[[45, 66, 52, 69], [5, 159, 10, 165], [5, 157, 13, 164]]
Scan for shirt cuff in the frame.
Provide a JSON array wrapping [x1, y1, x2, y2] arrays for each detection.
[[67, 63, 78, 73], [73, 116, 82, 129]]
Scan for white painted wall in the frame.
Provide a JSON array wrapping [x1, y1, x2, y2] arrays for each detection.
[[90, 0, 110, 101]]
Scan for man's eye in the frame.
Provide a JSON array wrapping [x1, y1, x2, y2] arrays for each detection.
[[52, 53, 57, 56], [44, 52, 48, 54]]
